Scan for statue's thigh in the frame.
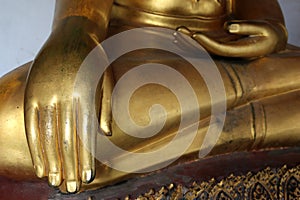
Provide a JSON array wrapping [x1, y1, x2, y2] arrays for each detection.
[[0, 62, 35, 178]]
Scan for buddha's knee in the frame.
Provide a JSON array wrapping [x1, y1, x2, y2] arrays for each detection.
[[0, 62, 34, 179]]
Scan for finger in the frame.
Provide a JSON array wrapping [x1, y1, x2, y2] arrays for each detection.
[[176, 26, 193, 36], [39, 104, 62, 187], [24, 104, 45, 178], [192, 32, 271, 58], [227, 21, 271, 36], [58, 102, 79, 193], [75, 98, 96, 184], [100, 68, 114, 136]]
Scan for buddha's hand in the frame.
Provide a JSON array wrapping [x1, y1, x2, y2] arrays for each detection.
[[178, 20, 287, 58], [24, 17, 113, 193]]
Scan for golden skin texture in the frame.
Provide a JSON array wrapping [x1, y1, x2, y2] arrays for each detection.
[[0, 0, 299, 194]]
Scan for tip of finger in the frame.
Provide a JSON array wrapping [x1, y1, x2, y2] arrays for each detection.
[[100, 123, 112, 136], [176, 26, 192, 36], [48, 172, 62, 187], [228, 24, 240, 33], [34, 165, 45, 178], [66, 181, 79, 193], [82, 169, 94, 183]]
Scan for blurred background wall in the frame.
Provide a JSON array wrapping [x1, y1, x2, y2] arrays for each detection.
[[0, 0, 299, 77]]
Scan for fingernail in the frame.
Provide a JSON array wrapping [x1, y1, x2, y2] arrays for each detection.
[[229, 24, 240, 33], [34, 165, 44, 178], [82, 170, 93, 183], [66, 181, 78, 193], [49, 172, 61, 187]]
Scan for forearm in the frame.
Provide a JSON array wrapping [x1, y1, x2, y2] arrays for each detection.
[[53, 0, 114, 41]]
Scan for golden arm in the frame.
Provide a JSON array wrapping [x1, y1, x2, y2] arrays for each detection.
[[24, 0, 114, 193]]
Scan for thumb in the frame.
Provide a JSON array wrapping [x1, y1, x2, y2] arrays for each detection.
[[227, 20, 272, 36]]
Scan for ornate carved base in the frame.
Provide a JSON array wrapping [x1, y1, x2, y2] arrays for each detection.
[[137, 165, 300, 199], [1, 147, 299, 199]]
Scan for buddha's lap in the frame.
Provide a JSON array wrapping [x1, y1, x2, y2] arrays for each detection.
[[0, 47, 300, 178]]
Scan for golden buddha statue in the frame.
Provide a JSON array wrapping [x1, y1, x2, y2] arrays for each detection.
[[0, 0, 299, 196]]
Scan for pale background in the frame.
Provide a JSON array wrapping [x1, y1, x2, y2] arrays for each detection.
[[0, 0, 299, 77]]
